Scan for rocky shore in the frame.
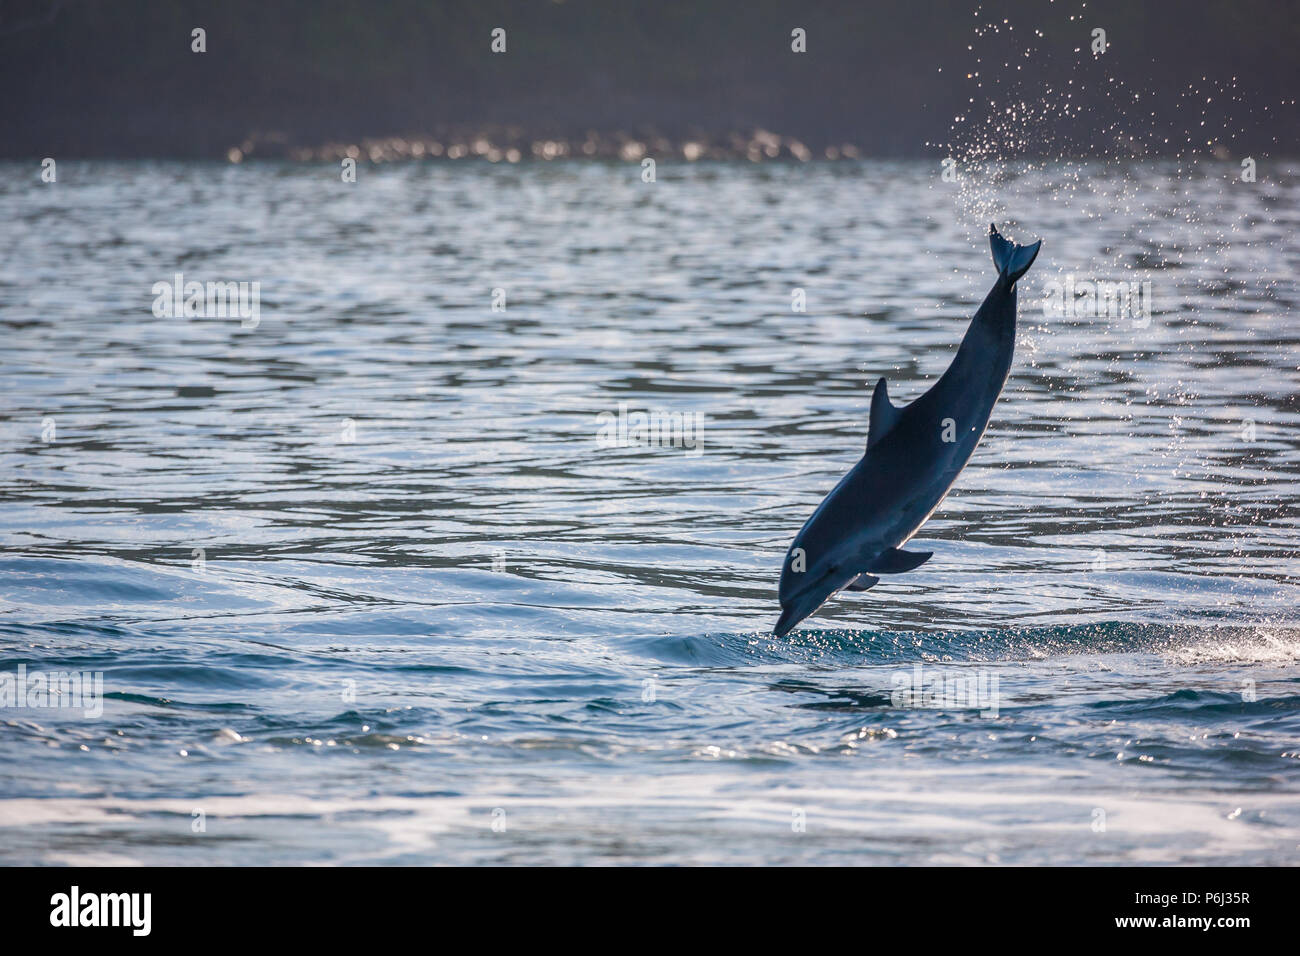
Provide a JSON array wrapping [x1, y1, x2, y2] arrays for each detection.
[[226, 128, 866, 164]]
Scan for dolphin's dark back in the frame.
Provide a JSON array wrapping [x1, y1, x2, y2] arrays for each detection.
[[923, 227, 1041, 455], [775, 225, 1042, 634]]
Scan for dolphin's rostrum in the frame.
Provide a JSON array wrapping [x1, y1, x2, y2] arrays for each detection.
[[774, 224, 1042, 637]]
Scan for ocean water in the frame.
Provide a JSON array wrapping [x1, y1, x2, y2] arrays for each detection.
[[0, 159, 1298, 865]]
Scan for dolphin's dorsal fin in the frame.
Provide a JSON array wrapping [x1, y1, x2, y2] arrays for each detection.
[[867, 377, 901, 450]]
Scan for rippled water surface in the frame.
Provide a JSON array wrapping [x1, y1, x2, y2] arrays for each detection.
[[1, 160, 1298, 865]]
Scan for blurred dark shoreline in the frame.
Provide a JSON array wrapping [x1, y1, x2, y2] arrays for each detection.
[[231, 127, 854, 164], [225, 128, 1277, 166], [2, 0, 1296, 161]]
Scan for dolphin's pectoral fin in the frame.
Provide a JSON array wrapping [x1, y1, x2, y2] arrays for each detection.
[[845, 573, 880, 592], [867, 377, 902, 450], [866, 547, 934, 574]]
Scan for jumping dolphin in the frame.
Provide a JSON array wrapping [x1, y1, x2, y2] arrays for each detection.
[[774, 224, 1042, 637]]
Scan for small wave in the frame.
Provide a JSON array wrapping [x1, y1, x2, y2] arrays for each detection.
[[1163, 631, 1300, 665], [1089, 687, 1300, 721], [633, 621, 1300, 667]]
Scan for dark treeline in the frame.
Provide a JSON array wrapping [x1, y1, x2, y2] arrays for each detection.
[[2, 0, 1297, 159]]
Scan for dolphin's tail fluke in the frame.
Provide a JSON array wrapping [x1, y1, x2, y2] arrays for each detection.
[[989, 224, 1042, 284]]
